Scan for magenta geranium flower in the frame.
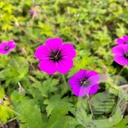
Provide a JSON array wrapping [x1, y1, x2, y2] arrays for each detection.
[[112, 44, 128, 66], [0, 40, 16, 54], [116, 35, 128, 45], [69, 70, 99, 97], [29, 10, 38, 15], [34, 38, 76, 74]]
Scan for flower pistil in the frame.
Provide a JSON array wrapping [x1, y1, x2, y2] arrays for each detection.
[[49, 50, 62, 62], [124, 52, 128, 59], [80, 78, 90, 87], [4, 46, 10, 51]]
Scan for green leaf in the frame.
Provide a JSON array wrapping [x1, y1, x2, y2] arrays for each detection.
[[11, 90, 28, 106], [80, 108, 123, 128], [47, 105, 80, 128], [31, 77, 59, 98], [110, 116, 128, 128], [16, 100, 44, 128], [0, 87, 14, 123], [44, 95, 72, 116], [0, 104, 14, 123], [109, 108, 123, 126], [91, 91, 116, 114]]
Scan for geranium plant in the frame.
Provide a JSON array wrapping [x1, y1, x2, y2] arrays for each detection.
[[0, 1, 128, 128]]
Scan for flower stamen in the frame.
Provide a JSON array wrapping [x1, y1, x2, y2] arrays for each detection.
[[80, 78, 90, 87], [4, 46, 10, 51], [49, 50, 62, 62], [124, 52, 128, 59]]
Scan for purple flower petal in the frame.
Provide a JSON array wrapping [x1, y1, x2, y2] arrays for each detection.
[[87, 70, 98, 77], [72, 86, 88, 97], [34, 37, 76, 74], [8, 40, 16, 49], [46, 38, 63, 51], [88, 75, 99, 87], [88, 84, 99, 95], [123, 44, 128, 51], [116, 38, 124, 45], [61, 44, 76, 59], [0, 49, 10, 54], [123, 35, 128, 42], [112, 44, 128, 66], [39, 59, 57, 74], [34, 45, 50, 60], [29, 10, 38, 15], [116, 36, 128, 45], [69, 75, 80, 88], [0, 43, 7, 49], [111, 45, 124, 55], [69, 69, 99, 97], [72, 86, 81, 97], [114, 55, 128, 66], [57, 58, 74, 74], [75, 70, 88, 80], [0, 40, 16, 54], [86, 71, 99, 86]]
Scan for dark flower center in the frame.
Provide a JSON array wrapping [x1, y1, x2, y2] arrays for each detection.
[[80, 78, 90, 87], [124, 42, 128, 44], [4, 46, 10, 51], [124, 52, 128, 59], [49, 50, 62, 62]]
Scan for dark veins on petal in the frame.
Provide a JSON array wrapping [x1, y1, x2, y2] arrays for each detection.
[[49, 50, 62, 62], [124, 52, 128, 59], [4, 46, 10, 51], [80, 78, 90, 87]]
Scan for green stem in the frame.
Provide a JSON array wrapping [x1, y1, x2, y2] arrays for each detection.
[[115, 66, 125, 85], [10, 53, 19, 67], [9, 54, 25, 94], [86, 94, 95, 119], [62, 74, 69, 90], [11, 22, 44, 44], [2, 104, 21, 116], [0, 117, 17, 126]]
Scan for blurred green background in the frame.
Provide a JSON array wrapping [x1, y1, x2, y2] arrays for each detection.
[[1, 0, 128, 74]]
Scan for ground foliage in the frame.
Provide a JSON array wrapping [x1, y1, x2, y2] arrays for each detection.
[[0, 0, 128, 128]]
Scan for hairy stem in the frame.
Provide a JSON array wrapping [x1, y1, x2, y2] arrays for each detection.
[[3, 105, 21, 116], [86, 94, 95, 119], [115, 66, 125, 85], [11, 23, 44, 44], [62, 74, 69, 90]]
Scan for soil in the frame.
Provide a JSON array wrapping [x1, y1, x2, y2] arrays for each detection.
[[0, 120, 19, 128]]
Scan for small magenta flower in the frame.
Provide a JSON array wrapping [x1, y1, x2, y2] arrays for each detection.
[[116, 35, 128, 45], [34, 38, 76, 74], [29, 9, 38, 15], [112, 44, 128, 66], [0, 40, 16, 54], [69, 70, 99, 97]]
